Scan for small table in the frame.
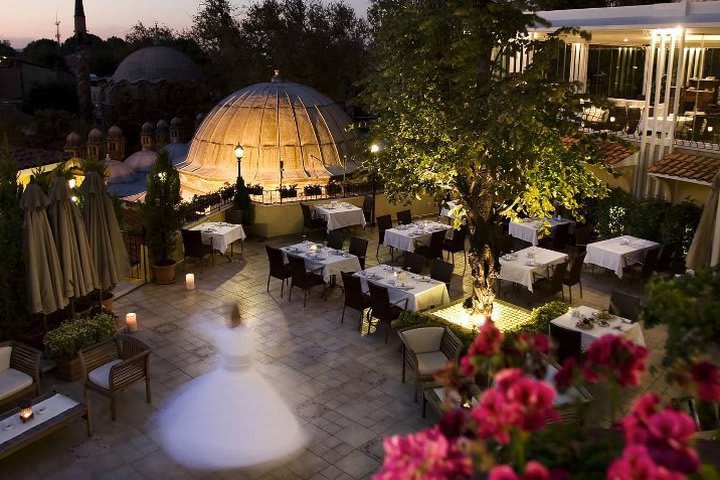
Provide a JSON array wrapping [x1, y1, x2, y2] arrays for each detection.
[[497, 246, 568, 292], [315, 203, 366, 232], [584, 235, 659, 278], [189, 221, 246, 259], [422, 383, 483, 418], [355, 265, 450, 312], [281, 242, 362, 283], [551, 305, 646, 349], [383, 221, 452, 253], [509, 217, 574, 246], [0, 391, 91, 460]]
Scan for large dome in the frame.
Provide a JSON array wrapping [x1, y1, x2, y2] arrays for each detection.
[[179, 77, 356, 193], [112, 46, 202, 84]]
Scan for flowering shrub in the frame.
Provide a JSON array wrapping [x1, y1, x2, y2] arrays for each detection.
[[374, 320, 720, 479]]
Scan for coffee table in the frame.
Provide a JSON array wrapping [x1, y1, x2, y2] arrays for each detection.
[[0, 391, 91, 460]]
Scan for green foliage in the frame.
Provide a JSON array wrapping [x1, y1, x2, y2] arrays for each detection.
[[141, 150, 182, 265], [624, 197, 667, 242], [641, 266, 720, 366], [528, 301, 571, 336], [27, 110, 86, 150], [303, 184, 323, 196], [79, 156, 108, 177], [22, 38, 67, 69], [246, 183, 264, 195], [661, 201, 703, 260], [43, 313, 117, 361], [279, 184, 298, 198], [0, 138, 28, 330]]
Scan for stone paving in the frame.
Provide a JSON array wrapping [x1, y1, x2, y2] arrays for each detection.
[[0, 223, 673, 479]]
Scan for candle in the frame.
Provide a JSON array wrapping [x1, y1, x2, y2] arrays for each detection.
[[186, 273, 196, 291], [19, 402, 33, 423], [126, 313, 138, 333]]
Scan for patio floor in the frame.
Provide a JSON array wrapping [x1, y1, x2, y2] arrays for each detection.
[[0, 223, 675, 479]]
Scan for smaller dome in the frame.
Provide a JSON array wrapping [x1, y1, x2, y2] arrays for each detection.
[[141, 122, 155, 134], [171, 116, 183, 127], [195, 113, 204, 122], [105, 159, 136, 184], [88, 128, 104, 142], [65, 131, 82, 147], [108, 125, 123, 138], [124, 150, 158, 173], [157, 119, 169, 132]]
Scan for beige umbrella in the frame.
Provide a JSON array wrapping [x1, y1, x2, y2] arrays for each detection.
[[20, 183, 68, 314], [47, 176, 100, 298], [686, 170, 720, 272], [80, 171, 130, 290]]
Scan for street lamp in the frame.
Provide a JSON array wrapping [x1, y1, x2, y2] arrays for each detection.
[[234, 144, 244, 181]]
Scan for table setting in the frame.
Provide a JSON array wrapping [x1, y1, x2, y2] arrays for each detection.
[[355, 264, 450, 311], [497, 246, 568, 292], [508, 216, 575, 246], [189, 221, 246, 255], [281, 240, 361, 283], [584, 235, 659, 278], [383, 220, 452, 253], [314, 201, 366, 232], [551, 305, 646, 349]]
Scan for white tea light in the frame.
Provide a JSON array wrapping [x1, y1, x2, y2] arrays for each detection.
[[186, 273, 196, 291], [126, 313, 138, 332]]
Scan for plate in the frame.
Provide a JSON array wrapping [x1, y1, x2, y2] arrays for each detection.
[[576, 319, 595, 330], [592, 311, 614, 321], [525, 260, 537, 267]]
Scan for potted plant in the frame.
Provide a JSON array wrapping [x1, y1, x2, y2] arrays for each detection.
[[326, 180, 343, 196], [141, 150, 182, 284], [279, 184, 298, 199], [43, 313, 117, 381], [247, 183, 264, 195], [303, 184, 323, 196]]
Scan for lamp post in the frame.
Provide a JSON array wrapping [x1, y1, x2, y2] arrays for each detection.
[[279, 159, 284, 204], [369, 143, 381, 228], [234, 144, 244, 183]]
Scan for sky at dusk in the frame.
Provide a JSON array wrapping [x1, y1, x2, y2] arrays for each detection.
[[2, 0, 371, 49]]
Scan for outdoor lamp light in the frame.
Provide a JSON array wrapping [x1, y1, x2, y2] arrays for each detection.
[[709, 126, 714, 133], [234, 144, 244, 160], [609, 116, 616, 123], [68, 178, 76, 188], [370, 143, 380, 153], [71, 196, 78, 203]]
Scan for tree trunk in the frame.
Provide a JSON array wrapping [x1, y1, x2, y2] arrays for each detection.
[[464, 192, 497, 318]]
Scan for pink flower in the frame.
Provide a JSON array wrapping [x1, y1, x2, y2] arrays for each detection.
[[489, 461, 550, 480], [690, 360, 720, 402], [489, 465, 521, 480], [582, 335, 648, 387], [553, 357, 579, 392], [375, 426, 472, 480], [460, 355, 476, 376], [468, 319, 504, 358], [607, 445, 685, 480]]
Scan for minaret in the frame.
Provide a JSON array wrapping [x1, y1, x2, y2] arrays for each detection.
[[73, 0, 91, 121], [74, 0, 87, 42]]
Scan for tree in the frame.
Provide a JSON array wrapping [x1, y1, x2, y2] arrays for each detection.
[[0, 40, 15, 57], [23, 38, 66, 69], [360, 0, 607, 316], [126, 22, 177, 48], [142, 150, 182, 266]]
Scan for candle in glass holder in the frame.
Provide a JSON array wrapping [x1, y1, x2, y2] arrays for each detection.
[[186, 273, 196, 291], [309, 244, 318, 253], [19, 402, 33, 423], [126, 313, 138, 332]]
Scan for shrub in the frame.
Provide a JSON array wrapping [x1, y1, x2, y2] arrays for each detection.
[[279, 184, 298, 198], [525, 300, 570, 335], [44, 313, 117, 360], [661, 200, 702, 260], [246, 184, 264, 195], [142, 150, 181, 265], [303, 184, 323, 196]]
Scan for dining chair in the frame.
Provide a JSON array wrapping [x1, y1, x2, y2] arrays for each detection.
[[326, 229, 345, 250], [396, 209, 412, 225], [362, 194, 374, 231], [639, 246, 661, 280], [416, 230, 446, 262], [348, 236, 368, 270], [340, 272, 371, 330], [376, 214, 393, 262], [572, 225, 593, 254], [403, 252, 426, 274], [430, 259, 453, 288], [608, 290, 641, 321], [549, 324, 582, 364], [181, 229, 214, 273], [563, 251, 586, 303], [368, 283, 408, 343], [533, 260, 568, 300], [265, 246, 292, 297], [551, 223, 571, 252], [300, 203, 326, 236], [288, 256, 325, 307], [442, 225, 468, 266]]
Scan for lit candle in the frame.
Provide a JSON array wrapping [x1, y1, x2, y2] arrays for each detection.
[[19, 404, 33, 423], [126, 313, 138, 333], [186, 273, 195, 291]]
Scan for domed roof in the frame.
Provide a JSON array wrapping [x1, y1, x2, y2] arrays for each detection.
[[179, 79, 356, 189], [170, 116, 183, 127], [105, 159, 136, 184], [124, 150, 158, 173], [65, 131, 82, 147], [112, 46, 202, 85], [157, 119, 169, 132], [108, 125, 123, 138], [88, 128, 104, 142], [141, 122, 155, 134]]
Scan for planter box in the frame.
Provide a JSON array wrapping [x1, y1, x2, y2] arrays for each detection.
[[55, 356, 83, 382]]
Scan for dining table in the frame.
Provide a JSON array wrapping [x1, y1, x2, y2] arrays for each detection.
[[497, 246, 569, 292], [508, 217, 575, 246], [314, 202, 366, 232], [354, 265, 450, 312], [383, 220, 452, 253], [281, 242, 361, 283], [189, 221, 246, 258], [584, 235, 660, 278], [551, 305, 646, 349]]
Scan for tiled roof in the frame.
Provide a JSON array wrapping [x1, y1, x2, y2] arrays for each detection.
[[648, 153, 720, 184], [12, 148, 69, 170], [562, 137, 635, 166]]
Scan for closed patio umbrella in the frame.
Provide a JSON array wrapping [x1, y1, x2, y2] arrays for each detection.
[[20, 183, 68, 314], [80, 171, 130, 290], [47, 176, 100, 299], [686, 170, 720, 272]]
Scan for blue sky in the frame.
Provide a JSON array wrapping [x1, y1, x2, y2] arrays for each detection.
[[2, 0, 370, 48]]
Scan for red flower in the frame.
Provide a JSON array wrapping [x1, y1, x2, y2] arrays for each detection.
[[582, 335, 648, 387], [690, 360, 720, 402], [607, 445, 685, 480], [489, 461, 550, 480], [553, 357, 579, 392], [468, 319, 504, 358]]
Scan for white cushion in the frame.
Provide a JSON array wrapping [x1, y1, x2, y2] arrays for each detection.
[[0, 368, 33, 401], [401, 327, 445, 354], [416, 351, 449, 375], [0, 346, 11, 372], [88, 359, 122, 389]]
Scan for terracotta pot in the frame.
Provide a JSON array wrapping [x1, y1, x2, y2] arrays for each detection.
[[55, 356, 83, 382], [152, 261, 177, 284]]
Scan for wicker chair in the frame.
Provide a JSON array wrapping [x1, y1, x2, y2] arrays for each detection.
[[79, 335, 151, 421], [398, 326, 462, 402], [0, 341, 41, 409]]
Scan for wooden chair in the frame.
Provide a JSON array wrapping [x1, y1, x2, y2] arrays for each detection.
[[398, 326, 462, 402], [265, 246, 292, 297], [533, 261, 569, 300], [376, 214, 393, 262], [340, 272, 371, 330], [300, 203, 326, 236], [416, 230, 446, 262], [0, 341, 41, 410], [368, 283, 408, 343], [549, 324, 582, 364], [430, 259, 454, 289], [396, 209, 412, 225], [79, 335, 151, 421], [181, 229, 214, 273], [403, 252, 426, 274], [348, 236, 368, 270], [563, 251, 586, 303], [288, 256, 325, 307], [609, 290, 641, 321], [326, 230, 345, 250]]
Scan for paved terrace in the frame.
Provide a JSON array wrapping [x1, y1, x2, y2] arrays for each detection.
[[0, 224, 672, 480]]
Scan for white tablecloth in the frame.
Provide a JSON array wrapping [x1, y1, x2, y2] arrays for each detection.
[[584, 235, 659, 278], [189, 221, 246, 254], [551, 305, 646, 350], [383, 221, 452, 253], [281, 243, 361, 283], [509, 217, 574, 246], [315, 203, 366, 232], [355, 265, 450, 312], [497, 246, 568, 292], [0, 393, 78, 444]]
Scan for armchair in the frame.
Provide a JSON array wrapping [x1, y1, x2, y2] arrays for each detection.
[[0, 341, 41, 409]]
